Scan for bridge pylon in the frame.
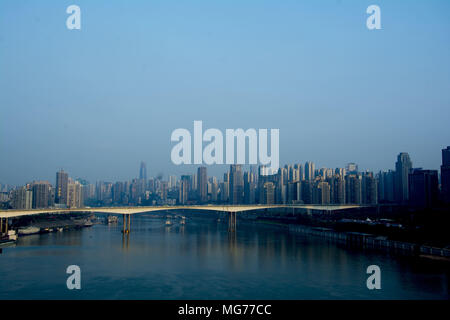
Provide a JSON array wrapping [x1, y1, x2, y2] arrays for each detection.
[[122, 214, 131, 234], [0, 217, 7, 235], [228, 211, 236, 233]]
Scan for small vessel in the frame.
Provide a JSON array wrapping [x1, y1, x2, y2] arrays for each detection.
[[7, 230, 17, 241], [18, 226, 41, 236], [165, 219, 173, 226], [107, 216, 119, 224], [1, 230, 18, 246], [57, 227, 64, 232]]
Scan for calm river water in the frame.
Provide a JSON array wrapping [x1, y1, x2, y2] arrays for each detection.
[[0, 214, 448, 299]]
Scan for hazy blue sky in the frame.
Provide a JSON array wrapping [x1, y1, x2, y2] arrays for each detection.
[[1, 0, 449, 185]]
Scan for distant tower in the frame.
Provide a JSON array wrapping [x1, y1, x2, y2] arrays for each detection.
[[197, 166, 207, 203], [230, 165, 244, 204], [139, 161, 147, 181], [56, 169, 69, 205], [305, 162, 315, 181], [441, 146, 450, 203], [346, 163, 359, 174], [394, 152, 412, 203]]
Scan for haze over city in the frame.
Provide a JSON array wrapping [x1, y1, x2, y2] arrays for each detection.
[[1, 0, 450, 185]]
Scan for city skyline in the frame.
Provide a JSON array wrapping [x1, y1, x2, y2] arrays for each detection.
[[0, 148, 446, 187], [2, 146, 449, 211]]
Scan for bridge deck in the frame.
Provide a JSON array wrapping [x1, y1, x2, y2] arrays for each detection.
[[0, 205, 365, 219]]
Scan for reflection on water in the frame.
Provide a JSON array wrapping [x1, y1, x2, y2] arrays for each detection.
[[0, 213, 448, 299]]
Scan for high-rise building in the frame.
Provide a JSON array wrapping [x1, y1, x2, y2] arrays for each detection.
[[330, 175, 345, 204], [210, 178, 219, 202], [276, 167, 287, 204], [305, 162, 315, 181], [197, 167, 207, 203], [262, 182, 275, 204], [179, 175, 191, 204], [191, 173, 198, 192], [83, 184, 95, 201], [160, 181, 168, 201], [300, 180, 313, 204], [244, 172, 256, 204], [230, 165, 244, 204], [345, 174, 361, 204], [12, 186, 33, 209], [139, 161, 147, 181], [55, 170, 69, 205], [362, 172, 377, 205], [409, 169, 439, 208], [168, 175, 177, 190], [377, 170, 395, 203], [287, 181, 298, 204], [346, 163, 358, 174], [112, 182, 124, 204], [313, 181, 331, 204], [441, 146, 450, 203], [221, 172, 230, 202], [32, 181, 52, 208], [68, 181, 83, 208], [394, 152, 412, 203]]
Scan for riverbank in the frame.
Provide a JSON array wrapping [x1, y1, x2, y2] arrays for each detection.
[[12, 213, 96, 238], [286, 223, 450, 262]]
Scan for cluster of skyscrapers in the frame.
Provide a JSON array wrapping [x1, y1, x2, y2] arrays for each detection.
[[1, 147, 450, 210], [1, 170, 84, 210]]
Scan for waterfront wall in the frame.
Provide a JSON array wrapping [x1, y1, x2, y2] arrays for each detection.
[[288, 224, 450, 258]]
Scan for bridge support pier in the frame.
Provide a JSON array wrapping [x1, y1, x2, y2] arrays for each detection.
[[122, 214, 131, 234], [0, 218, 8, 235], [228, 212, 236, 233]]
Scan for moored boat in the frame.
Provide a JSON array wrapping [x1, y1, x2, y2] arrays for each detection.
[[18, 226, 41, 236]]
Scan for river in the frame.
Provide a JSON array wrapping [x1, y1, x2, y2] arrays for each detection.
[[0, 214, 448, 299]]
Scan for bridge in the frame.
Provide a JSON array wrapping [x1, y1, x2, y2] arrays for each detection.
[[0, 204, 365, 235]]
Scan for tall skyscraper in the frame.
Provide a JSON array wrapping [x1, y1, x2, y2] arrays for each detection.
[[197, 167, 207, 203], [378, 170, 395, 203], [32, 181, 52, 209], [362, 172, 378, 205], [112, 181, 124, 204], [262, 182, 275, 204], [313, 181, 331, 204], [68, 181, 83, 208], [168, 175, 177, 189], [55, 169, 69, 205], [345, 174, 361, 204], [441, 146, 450, 203], [346, 163, 358, 174], [409, 168, 439, 208], [179, 175, 191, 204], [12, 186, 33, 209], [221, 172, 230, 202], [330, 174, 345, 204], [230, 165, 244, 204], [139, 161, 147, 181], [305, 162, 315, 181], [394, 152, 412, 203], [244, 171, 256, 204]]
